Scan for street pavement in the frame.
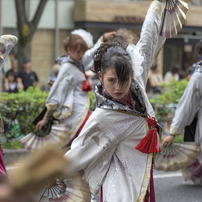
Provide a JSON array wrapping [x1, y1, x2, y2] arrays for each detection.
[[6, 166, 202, 202], [154, 169, 202, 202]]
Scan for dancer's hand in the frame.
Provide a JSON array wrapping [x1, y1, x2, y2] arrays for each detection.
[[103, 32, 121, 42], [162, 135, 175, 147], [36, 119, 48, 131]]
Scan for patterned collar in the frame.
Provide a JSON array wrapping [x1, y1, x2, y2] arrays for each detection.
[[95, 80, 147, 117], [57, 55, 84, 72], [193, 60, 202, 73]]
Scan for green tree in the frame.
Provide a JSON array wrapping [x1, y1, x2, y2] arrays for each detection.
[[15, 0, 48, 70]]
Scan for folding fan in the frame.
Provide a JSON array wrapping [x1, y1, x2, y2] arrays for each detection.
[[39, 171, 91, 202], [154, 142, 200, 172], [160, 0, 189, 38], [20, 124, 69, 151]]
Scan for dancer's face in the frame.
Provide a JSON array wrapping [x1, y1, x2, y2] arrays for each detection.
[[98, 68, 131, 100], [68, 48, 85, 63]]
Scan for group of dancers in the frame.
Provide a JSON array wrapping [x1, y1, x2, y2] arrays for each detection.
[[0, 0, 202, 201]]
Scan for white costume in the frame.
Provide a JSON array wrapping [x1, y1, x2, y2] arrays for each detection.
[[170, 67, 202, 164], [65, 1, 165, 201], [44, 36, 103, 140]]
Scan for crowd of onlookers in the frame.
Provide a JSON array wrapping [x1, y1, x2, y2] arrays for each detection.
[[148, 63, 195, 94], [1, 56, 39, 93], [0, 54, 197, 95]]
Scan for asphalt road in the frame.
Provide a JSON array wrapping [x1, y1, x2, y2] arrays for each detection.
[[154, 170, 202, 202]]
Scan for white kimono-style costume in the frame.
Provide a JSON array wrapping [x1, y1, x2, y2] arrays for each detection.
[[65, 1, 165, 201], [170, 67, 202, 182], [43, 38, 103, 141]]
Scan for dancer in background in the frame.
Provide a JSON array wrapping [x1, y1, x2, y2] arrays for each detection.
[[20, 29, 117, 150], [0, 35, 18, 177], [63, 1, 167, 201], [163, 40, 202, 185]]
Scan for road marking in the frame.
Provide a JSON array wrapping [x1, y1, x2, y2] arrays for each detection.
[[154, 173, 182, 179], [6, 166, 18, 171]]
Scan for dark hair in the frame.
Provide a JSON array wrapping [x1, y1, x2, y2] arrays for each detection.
[[195, 40, 202, 55], [7, 71, 17, 81], [171, 64, 180, 74], [151, 64, 158, 71], [63, 34, 88, 52], [93, 41, 133, 87]]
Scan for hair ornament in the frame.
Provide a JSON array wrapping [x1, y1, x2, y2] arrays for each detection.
[[71, 29, 93, 49], [126, 44, 144, 78]]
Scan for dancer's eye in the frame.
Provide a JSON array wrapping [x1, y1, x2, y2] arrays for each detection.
[[108, 78, 115, 82]]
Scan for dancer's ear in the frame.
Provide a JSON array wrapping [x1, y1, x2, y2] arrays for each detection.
[[98, 71, 103, 82]]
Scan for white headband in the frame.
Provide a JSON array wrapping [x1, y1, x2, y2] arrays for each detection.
[[71, 29, 93, 49]]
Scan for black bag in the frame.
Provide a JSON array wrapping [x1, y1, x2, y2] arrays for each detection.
[[32, 108, 55, 137], [184, 116, 197, 142]]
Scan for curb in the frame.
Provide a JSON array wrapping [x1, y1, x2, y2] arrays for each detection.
[[3, 149, 29, 165]]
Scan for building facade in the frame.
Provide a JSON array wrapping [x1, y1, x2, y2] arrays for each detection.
[[1, 0, 202, 85]]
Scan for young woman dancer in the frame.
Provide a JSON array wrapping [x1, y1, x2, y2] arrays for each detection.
[[33, 29, 117, 146], [163, 40, 202, 185], [0, 34, 18, 177], [64, 1, 168, 201]]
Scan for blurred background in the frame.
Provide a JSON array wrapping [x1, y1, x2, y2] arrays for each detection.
[[0, 0, 202, 87]]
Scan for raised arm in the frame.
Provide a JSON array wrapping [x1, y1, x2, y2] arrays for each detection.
[[136, 0, 165, 87]]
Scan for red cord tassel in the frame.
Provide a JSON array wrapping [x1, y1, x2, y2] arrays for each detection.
[[82, 74, 93, 92], [135, 116, 161, 154]]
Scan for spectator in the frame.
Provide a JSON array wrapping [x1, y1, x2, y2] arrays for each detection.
[[18, 59, 39, 90], [149, 64, 164, 94], [4, 59, 23, 90], [164, 64, 180, 83], [5, 59, 18, 77], [4, 71, 23, 93]]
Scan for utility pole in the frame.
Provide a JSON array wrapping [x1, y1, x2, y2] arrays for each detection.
[[55, 0, 59, 59]]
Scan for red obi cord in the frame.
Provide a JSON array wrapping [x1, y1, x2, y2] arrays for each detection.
[[135, 115, 161, 154], [82, 74, 93, 92]]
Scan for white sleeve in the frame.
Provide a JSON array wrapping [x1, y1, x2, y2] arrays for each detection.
[[64, 113, 117, 173], [136, 0, 165, 87], [170, 72, 202, 135], [43, 63, 75, 120]]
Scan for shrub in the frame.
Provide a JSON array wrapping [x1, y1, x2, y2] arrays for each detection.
[[0, 87, 48, 139], [149, 79, 188, 123], [0, 88, 97, 143]]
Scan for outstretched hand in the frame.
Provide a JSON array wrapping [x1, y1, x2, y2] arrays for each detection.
[[103, 32, 121, 42], [35, 119, 48, 131], [162, 135, 175, 147]]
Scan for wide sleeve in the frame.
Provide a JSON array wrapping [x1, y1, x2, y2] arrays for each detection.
[[170, 72, 202, 136], [43, 64, 75, 120], [64, 113, 118, 173], [135, 0, 165, 87], [82, 36, 104, 71]]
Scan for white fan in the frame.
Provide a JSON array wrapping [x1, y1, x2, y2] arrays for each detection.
[[160, 0, 189, 38], [39, 171, 91, 202], [154, 142, 200, 172], [20, 124, 69, 151]]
